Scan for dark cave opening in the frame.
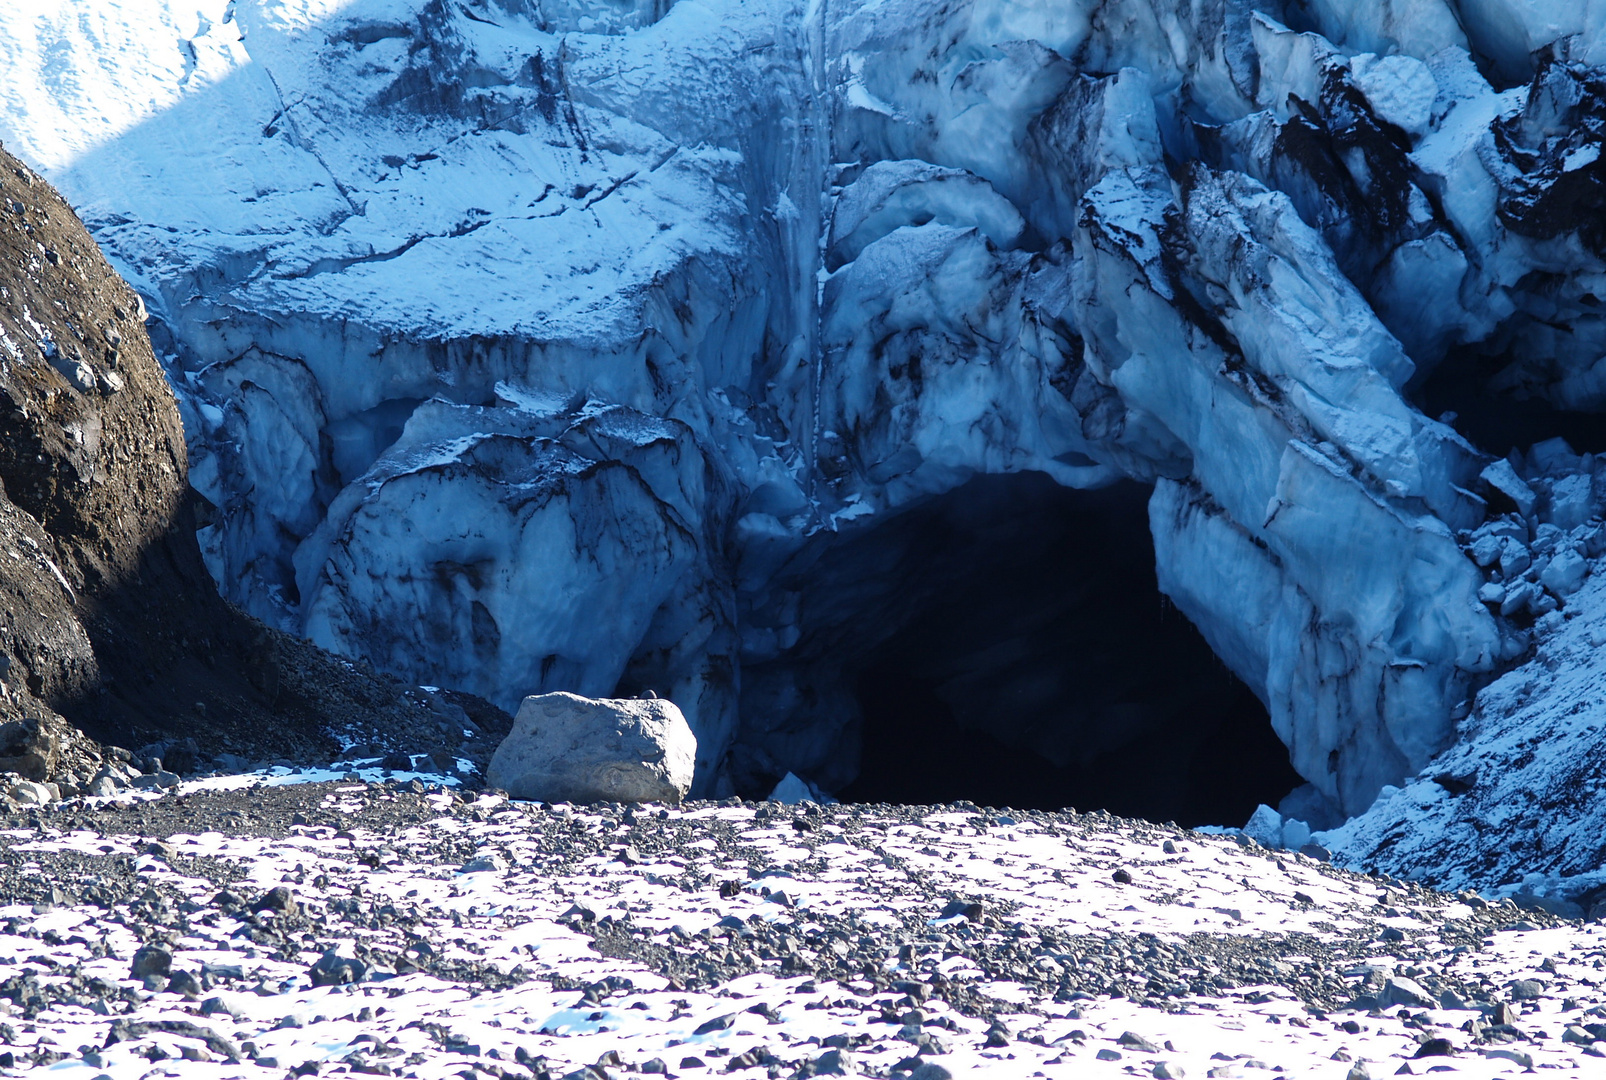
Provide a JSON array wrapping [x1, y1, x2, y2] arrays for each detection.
[[1417, 351, 1606, 459], [818, 473, 1303, 826]]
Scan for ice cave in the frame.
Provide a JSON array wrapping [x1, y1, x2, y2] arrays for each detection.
[[735, 473, 1301, 825], [9, 0, 1606, 889]]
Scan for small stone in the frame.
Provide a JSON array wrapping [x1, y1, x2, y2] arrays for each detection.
[[1379, 977, 1433, 1010], [1112, 868, 1133, 884], [936, 899, 982, 921], [9, 780, 50, 805], [166, 970, 202, 997], [1096, 1049, 1123, 1061], [1119, 1032, 1160, 1053], [1378, 926, 1406, 942], [1563, 1025, 1595, 1045], [1153, 1064, 1184, 1079], [811, 1048, 854, 1074], [907, 1065, 951, 1080], [1509, 979, 1545, 1001], [1412, 1038, 1453, 1057], [1242, 803, 1283, 848], [308, 950, 366, 988], [459, 855, 507, 874], [251, 887, 299, 916], [768, 772, 816, 805], [129, 944, 173, 979], [1345, 1064, 1370, 1080], [1542, 546, 1588, 596], [1483, 1049, 1533, 1069]]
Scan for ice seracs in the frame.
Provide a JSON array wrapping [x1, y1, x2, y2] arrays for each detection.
[[7, 0, 1606, 876]]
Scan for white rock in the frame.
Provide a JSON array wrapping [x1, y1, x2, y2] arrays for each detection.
[[486, 692, 696, 805], [9, 780, 50, 805], [1545, 472, 1598, 531], [1500, 539, 1533, 578], [1482, 461, 1538, 519], [1470, 534, 1503, 567], [459, 855, 507, 874], [1500, 581, 1540, 617], [1243, 804, 1283, 848], [1281, 818, 1313, 852], [767, 772, 816, 805], [1541, 546, 1589, 597], [1378, 975, 1433, 1009]]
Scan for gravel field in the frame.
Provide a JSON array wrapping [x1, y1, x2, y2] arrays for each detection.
[[0, 770, 1603, 1080]]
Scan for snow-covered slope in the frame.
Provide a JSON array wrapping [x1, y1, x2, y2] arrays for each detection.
[[5, 0, 1606, 881]]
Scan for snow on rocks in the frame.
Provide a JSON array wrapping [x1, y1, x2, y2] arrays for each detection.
[[1320, 552, 1606, 904], [3, 781, 1606, 1080], [485, 692, 697, 805], [1313, 437, 1606, 897]]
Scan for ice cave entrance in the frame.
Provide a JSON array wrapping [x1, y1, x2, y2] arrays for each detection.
[[827, 473, 1301, 826]]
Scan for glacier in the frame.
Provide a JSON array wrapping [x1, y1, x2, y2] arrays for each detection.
[[4, 0, 1606, 888]]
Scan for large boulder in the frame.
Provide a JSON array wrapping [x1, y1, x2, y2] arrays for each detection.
[[486, 692, 696, 804]]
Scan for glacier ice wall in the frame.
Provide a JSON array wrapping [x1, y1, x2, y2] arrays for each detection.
[[4, 0, 1606, 843]]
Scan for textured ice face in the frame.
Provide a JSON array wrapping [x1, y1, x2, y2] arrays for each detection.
[[3, 0, 1606, 833]]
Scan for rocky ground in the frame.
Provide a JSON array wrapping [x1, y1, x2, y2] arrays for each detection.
[[0, 769, 1603, 1080]]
